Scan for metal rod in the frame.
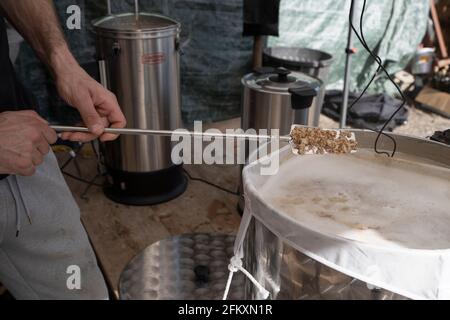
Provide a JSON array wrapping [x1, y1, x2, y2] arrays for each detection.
[[340, 0, 357, 129], [134, 0, 139, 16], [50, 125, 291, 142], [252, 36, 265, 69], [106, 0, 111, 15], [98, 60, 108, 89]]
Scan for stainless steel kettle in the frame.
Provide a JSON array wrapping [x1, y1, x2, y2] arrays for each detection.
[[241, 67, 323, 135]]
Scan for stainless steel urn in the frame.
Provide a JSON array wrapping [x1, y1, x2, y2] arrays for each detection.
[[238, 68, 322, 213], [241, 67, 323, 135], [92, 12, 186, 205]]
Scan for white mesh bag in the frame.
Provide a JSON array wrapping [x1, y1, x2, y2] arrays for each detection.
[[225, 135, 450, 300]]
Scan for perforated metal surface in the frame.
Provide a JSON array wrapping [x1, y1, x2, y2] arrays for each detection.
[[119, 234, 244, 300]]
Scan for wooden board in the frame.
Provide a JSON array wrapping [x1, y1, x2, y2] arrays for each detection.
[[415, 86, 450, 118]]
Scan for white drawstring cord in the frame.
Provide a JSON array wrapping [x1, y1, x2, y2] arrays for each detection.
[[222, 255, 270, 300], [6, 176, 32, 237], [223, 192, 269, 300]]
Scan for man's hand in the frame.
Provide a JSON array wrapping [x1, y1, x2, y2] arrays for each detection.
[[0, 111, 57, 176], [0, 0, 126, 143], [55, 63, 126, 142]]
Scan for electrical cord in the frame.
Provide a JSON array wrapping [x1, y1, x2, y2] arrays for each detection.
[[182, 168, 240, 196], [59, 155, 73, 171], [347, 0, 397, 157], [357, 0, 403, 157], [348, 0, 407, 157], [58, 142, 83, 171], [58, 142, 104, 188], [62, 171, 103, 187], [347, 1, 383, 113], [62, 145, 240, 195]]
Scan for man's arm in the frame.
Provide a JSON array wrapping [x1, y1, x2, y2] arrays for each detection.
[[0, 0, 68, 72], [0, 0, 126, 142]]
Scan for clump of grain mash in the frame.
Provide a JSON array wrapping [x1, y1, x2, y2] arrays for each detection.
[[290, 127, 357, 155]]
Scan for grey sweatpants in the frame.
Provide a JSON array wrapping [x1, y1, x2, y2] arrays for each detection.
[[0, 152, 108, 299]]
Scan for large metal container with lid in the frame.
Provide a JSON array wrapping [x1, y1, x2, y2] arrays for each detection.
[[239, 132, 450, 300], [263, 47, 334, 127], [92, 7, 186, 205], [241, 67, 322, 134]]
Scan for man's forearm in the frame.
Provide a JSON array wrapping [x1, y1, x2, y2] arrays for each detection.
[[0, 0, 78, 77]]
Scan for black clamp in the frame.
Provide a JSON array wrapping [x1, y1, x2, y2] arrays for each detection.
[[430, 129, 450, 145]]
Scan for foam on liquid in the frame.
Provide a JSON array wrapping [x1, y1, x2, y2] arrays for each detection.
[[259, 151, 450, 250]]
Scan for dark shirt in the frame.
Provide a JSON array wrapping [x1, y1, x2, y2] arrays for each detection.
[[0, 17, 36, 111], [0, 16, 36, 180]]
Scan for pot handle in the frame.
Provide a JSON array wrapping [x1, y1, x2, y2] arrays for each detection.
[[289, 85, 318, 110], [176, 34, 191, 56], [98, 60, 108, 89], [106, 0, 139, 15]]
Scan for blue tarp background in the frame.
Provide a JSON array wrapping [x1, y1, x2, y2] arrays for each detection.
[[13, 0, 253, 124], [11, 0, 429, 124], [269, 0, 429, 94]]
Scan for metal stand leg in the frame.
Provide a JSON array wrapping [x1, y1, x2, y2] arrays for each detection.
[[340, 0, 358, 128]]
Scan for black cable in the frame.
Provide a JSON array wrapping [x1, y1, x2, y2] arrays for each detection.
[[58, 141, 105, 189], [357, 0, 402, 157], [348, 0, 406, 157], [347, 66, 381, 112], [351, 0, 397, 157], [347, 0, 383, 113], [60, 155, 73, 171], [182, 168, 240, 196], [59, 143, 83, 170], [62, 171, 103, 187], [90, 140, 104, 175], [344, 5, 394, 155]]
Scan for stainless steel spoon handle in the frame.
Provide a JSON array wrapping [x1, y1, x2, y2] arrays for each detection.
[[50, 125, 291, 142]]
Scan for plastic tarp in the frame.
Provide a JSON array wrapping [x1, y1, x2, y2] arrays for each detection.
[[122, 0, 254, 123], [268, 0, 430, 94], [13, 0, 253, 124], [12, 0, 429, 123]]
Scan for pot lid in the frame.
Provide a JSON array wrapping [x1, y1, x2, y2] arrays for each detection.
[[242, 67, 322, 94], [92, 13, 179, 33]]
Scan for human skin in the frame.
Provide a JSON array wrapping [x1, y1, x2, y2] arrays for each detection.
[[0, 0, 126, 175]]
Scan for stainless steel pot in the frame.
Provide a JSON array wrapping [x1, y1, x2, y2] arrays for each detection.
[[263, 47, 334, 127], [411, 47, 435, 75], [93, 12, 181, 172], [92, 10, 186, 205], [238, 68, 322, 212], [242, 131, 450, 300], [241, 67, 322, 134]]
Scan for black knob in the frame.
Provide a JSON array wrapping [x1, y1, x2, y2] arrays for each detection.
[[275, 67, 291, 76], [269, 67, 295, 83], [275, 67, 291, 82]]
